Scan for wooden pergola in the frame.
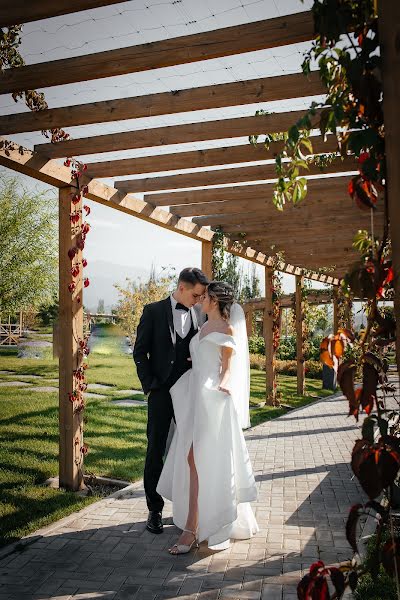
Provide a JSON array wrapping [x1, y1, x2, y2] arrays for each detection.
[[0, 1, 398, 491]]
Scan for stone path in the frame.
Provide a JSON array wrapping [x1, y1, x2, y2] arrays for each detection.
[[3, 387, 396, 600]]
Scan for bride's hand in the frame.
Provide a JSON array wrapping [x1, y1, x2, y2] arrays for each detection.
[[218, 385, 231, 395]]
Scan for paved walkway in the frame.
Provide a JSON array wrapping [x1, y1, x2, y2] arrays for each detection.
[[2, 386, 392, 600]]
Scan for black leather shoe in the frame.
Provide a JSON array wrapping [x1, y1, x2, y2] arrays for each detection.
[[146, 511, 163, 534]]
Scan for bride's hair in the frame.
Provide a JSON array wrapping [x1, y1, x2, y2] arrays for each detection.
[[207, 281, 235, 320]]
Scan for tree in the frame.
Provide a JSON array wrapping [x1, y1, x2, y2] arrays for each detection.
[[241, 264, 261, 301], [115, 269, 175, 345], [97, 299, 105, 314], [37, 296, 59, 326], [0, 175, 58, 316]]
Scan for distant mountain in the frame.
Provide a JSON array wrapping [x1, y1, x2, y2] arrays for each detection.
[[84, 260, 151, 312]]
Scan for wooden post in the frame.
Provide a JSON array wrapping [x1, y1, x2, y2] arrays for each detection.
[[333, 287, 339, 333], [245, 309, 253, 337], [58, 186, 84, 491], [295, 275, 305, 396], [379, 1, 400, 373], [264, 267, 275, 405], [201, 240, 213, 281]]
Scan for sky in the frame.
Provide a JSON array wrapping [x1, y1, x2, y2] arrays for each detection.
[[1, 0, 337, 309]]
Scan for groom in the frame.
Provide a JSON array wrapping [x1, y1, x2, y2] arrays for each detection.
[[133, 267, 209, 534]]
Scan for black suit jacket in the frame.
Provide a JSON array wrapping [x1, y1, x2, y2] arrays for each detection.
[[133, 297, 202, 395]]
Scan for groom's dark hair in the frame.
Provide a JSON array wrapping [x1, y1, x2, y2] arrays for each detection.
[[178, 267, 209, 286]]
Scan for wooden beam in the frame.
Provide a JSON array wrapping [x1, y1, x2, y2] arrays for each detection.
[[36, 109, 320, 159], [87, 135, 338, 179], [295, 275, 305, 395], [0, 12, 315, 95], [0, 0, 123, 27], [116, 155, 355, 194], [0, 137, 336, 284], [58, 186, 84, 491], [379, 0, 400, 373], [0, 71, 325, 135], [171, 197, 356, 219], [264, 267, 275, 405], [156, 176, 347, 208], [224, 240, 339, 284], [193, 199, 384, 226], [201, 241, 213, 281]]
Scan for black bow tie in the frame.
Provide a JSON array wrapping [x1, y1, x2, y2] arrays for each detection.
[[175, 302, 189, 312]]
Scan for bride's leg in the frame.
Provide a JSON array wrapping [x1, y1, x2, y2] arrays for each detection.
[[169, 445, 198, 551], [186, 444, 199, 533]]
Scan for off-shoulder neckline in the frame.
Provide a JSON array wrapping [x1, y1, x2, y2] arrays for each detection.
[[198, 331, 235, 343]]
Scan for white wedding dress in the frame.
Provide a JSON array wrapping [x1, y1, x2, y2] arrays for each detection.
[[157, 322, 259, 550]]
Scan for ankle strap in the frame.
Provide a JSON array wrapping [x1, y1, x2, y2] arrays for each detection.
[[183, 528, 196, 536]]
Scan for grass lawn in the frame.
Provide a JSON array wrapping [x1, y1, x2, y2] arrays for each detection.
[[0, 323, 334, 547]]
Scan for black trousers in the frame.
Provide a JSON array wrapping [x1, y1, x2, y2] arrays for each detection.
[[144, 384, 175, 512]]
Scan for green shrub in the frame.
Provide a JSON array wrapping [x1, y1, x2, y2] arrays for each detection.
[[248, 335, 265, 355], [277, 336, 296, 360], [249, 355, 322, 380]]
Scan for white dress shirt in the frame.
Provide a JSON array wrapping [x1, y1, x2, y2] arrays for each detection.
[[170, 295, 192, 339]]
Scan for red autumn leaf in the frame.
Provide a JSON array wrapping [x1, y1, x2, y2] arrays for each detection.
[[68, 282, 76, 293], [320, 337, 334, 368], [348, 174, 378, 211], [77, 237, 85, 250], [351, 438, 400, 499], [68, 247, 77, 260], [71, 194, 81, 205], [381, 538, 400, 578], [346, 504, 363, 553], [81, 222, 90, 235], [360, 361, 378, 415], [337, 360, 358, 418], [82, 258, 88, 268], [358, 151, 369, 165], [83, 205, 90, 216], [331, 336, 344, 358], [64, 158, 71, 167], [84, 278, 90, 288]]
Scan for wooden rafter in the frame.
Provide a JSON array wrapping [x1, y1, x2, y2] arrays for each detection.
[[115, 155, 356, 194], [0, 136, 337, 283], [0, 12, 314, 94], [86, 135, 338, 178], [35, 109, 321, 159], [0, 1, 124, 27], [147, 175, 348, 208], [0, 71, 324, 135]]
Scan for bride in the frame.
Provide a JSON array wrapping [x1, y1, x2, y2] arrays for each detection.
[[157, 281, 259, 554]]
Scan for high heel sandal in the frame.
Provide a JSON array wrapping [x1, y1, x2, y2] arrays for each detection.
[[168, 528, 199, 555]]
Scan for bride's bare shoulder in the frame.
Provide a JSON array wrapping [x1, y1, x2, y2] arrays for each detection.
[[223, 323, 234, 336]]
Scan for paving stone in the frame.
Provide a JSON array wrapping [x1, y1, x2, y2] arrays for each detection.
[[87, 383, 114, 390], [112, 399, 147, 407], [113, 389, 144, 396], [0, 381, 30, 387], [83, 392, 108, 399]]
